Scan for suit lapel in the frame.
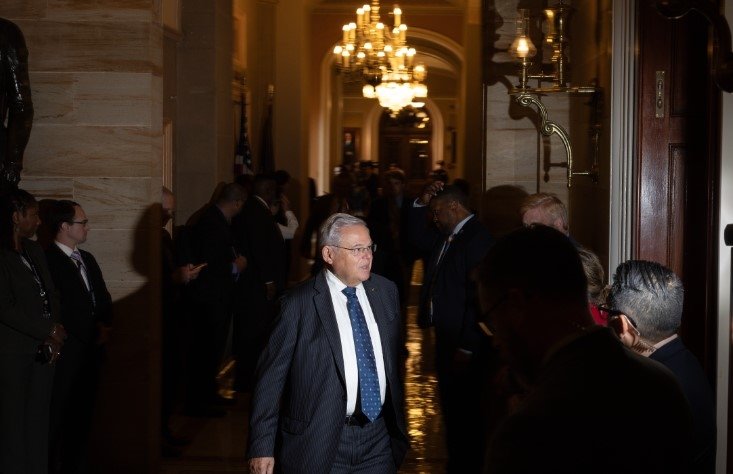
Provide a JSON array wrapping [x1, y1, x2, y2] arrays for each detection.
[[53, 245, 92, 301], [313, 272, 346, 385]]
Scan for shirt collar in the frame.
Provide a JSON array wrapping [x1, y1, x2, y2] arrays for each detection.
[[55, 241, 77, 257], [325, 269, 364, 293], [653, 333, 679, 349], [452, 213, 474, 236]]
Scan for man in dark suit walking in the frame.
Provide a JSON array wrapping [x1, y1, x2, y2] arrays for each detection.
[[44, 200, 112, 474], [185, 183, 246, 415], [247, 213, 408, 474], [231, 174, 286, 392], [408, 182, 496, 473], [607, 259, 716, 473]]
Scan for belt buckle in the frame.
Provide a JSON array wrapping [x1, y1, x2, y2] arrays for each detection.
[[345, 414, 365, 427]]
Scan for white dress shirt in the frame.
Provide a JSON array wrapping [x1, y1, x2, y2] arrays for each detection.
[[325, 269, 387, 416], [55, 241, 90, 290]]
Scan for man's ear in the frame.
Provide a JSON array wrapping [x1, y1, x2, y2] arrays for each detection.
[[322, 245, 334, 265], [610, 314, 636, 348], [553, 218, 568, 235], [11, 211, 20, 225]]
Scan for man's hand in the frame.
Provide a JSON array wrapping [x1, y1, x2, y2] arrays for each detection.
[[280, 195, 291, 212], [174, 263, 203, 284], [42, 337, 62, 364], [418, 180, 445, 206], [249, 456, 275, 474], [49, 323, 67, 345], [235, 255, 248, 273]]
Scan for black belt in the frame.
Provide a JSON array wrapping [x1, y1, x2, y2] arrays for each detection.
[[345, 412, 381, 427]]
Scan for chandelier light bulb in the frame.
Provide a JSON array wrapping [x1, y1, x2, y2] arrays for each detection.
[[336, 0, 428, 112]]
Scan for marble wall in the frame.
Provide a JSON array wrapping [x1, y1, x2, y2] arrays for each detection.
[[0, 0, 163, 471], [483, 0, 612, 266]]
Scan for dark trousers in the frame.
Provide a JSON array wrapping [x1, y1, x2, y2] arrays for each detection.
[[49, 337, 100, 474], [435, 338, 497, 474], [232, 286, 277, 392], [330, 417, 395, 474], [161, 302, 183, 431], [186, 300, 231, 407], [0, 353, 55, 474]]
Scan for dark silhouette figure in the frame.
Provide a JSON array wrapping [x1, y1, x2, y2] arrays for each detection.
[[0, 18, 34, 194]]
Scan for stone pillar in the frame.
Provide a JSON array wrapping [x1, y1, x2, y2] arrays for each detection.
[[0, 0, 164, 472]]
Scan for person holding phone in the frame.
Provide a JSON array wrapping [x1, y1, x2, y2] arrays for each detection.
[[0, 189, 65, 474], [185, 183, 246, 416]]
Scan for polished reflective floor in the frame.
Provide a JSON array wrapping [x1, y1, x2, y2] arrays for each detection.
[[161, 287, 447, 473]]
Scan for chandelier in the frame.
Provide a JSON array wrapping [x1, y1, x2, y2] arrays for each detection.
[[333, 1, 428, 113]]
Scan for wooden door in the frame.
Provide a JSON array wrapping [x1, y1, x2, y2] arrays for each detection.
[[635, 1, 720, 376]]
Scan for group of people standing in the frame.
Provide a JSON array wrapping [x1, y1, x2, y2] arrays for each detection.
[[243, 175, 716, 474], [161, 172, 294, 430], [0, 190, 111, 474]]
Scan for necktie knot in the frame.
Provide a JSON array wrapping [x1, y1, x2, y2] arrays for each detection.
[[70, 250, 83, 265], [342, 286, 357, 299]]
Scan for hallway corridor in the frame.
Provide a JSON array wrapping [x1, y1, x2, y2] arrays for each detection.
[[160, 305, 448, 473]]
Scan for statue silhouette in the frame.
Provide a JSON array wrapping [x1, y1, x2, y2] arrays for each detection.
[[0, 18, 33, 195]]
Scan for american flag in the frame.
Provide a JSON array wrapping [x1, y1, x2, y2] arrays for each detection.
[[234, 84, 253, 176]]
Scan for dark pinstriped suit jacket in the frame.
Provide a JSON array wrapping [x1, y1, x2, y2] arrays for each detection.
[[247, 270, 409, 473]]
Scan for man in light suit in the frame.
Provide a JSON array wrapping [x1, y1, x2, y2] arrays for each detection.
[[248, 213, 408, 474], [408, 182, 496, 473]]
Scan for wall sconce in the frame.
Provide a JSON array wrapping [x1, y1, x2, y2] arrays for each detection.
[[507, 2, 600, 188]]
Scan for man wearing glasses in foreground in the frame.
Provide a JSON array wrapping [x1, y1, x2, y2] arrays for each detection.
[[605, 260, 716, 473], [478, 225, 694, 473], [247, 213, 408, 474]]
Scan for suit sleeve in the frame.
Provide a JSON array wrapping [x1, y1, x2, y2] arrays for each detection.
[[247, 292, 300, 458], [196, 215, 235, 279], [407, 203, 438, 256], [458, 231, 493, 352], [245, 207, 282, 285], [87, 253, 113, 325]]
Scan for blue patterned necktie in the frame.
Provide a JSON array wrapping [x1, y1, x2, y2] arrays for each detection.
[[342, 286, 381, 421]]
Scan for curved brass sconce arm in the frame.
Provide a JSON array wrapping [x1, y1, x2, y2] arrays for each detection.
[[653, 0, 733, 92], [513, 92, 599, 188]]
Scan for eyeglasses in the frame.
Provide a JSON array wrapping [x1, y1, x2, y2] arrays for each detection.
[[597, 305, 641, 337], [596, 305, 638, 327], [69, 220, 89, 226], [330, 243, 377, 256], [477, 294, 508, 337]]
